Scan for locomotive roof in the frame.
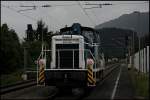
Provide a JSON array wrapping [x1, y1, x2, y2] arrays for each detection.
[[60, 26, 96, 33]]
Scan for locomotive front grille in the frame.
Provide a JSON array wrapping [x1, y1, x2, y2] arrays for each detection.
[[56, 44, 79, 69]]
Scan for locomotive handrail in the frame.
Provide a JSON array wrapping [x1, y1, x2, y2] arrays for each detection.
[[85, 49, 96, 61], [41, 49, 96, 70], [40, 49, 96, 71]]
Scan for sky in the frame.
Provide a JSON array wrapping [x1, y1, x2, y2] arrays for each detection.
[[1, 1, 149, 40]]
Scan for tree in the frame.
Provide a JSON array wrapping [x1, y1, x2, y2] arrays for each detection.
[[35, 20, 48, 41], [0, 23, 23, 74]]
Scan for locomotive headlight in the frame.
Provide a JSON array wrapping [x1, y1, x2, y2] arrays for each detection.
[[39, 59, 46, 67]]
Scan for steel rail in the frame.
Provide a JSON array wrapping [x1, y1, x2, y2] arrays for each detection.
[[47, 63, 121, 100], [0, 80, 36, 94]]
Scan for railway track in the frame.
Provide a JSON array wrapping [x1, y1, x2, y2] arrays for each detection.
[[47, 63, 121, 100], [0, 79, 36, 94], [1, 63, 120, 99], [48, 88, 89, 100], [97, 63, 120, 86]]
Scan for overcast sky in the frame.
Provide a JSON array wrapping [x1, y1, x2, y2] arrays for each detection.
[[1, 1, 149, 40]]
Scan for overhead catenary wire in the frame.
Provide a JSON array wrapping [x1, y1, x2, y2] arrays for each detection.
[[2, 3, 81, 30], [113, 2, 149, 5], [31, 2, 57, 31], [38, 8, 64, 28], [3, 1, 148, 8], [84, 2, 148, 6], [2, 3, 70, 30], [2, 4, 59, 32], [83, 1, 111, 27], [18, 8, 36, 12], [2, 3, 78, 8], [83, 1, 148, 27], [19, 4, 61, 30], [52, 3, 78, 7], [84, 1, 149, 9], [1, 4, 38, 21], [76, 1, 96, 27], [2, 1, 148, 31], [90, 9, 101, 26]]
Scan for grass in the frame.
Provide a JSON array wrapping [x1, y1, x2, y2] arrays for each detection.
[[0, 70, 24, 86], [129, 68, 149, 98]]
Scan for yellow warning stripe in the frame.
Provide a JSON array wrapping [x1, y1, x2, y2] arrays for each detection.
[[39, 79, 45, 84], [40, 67, 44, 70], [39, 74, 45, 81], [88, 77, 93, 84], [39, 77, 45, 83], [39, 73, 44, 78], [39, 73, 44, 79], [38, 64, 45, 84], [87, 69, 93, 75], [88, 73, 93, 78], [39, 70, 45, 76], [88, 66, 93, 71], [39, 75, 44, 80], [87, 64, 96, 86], [88, 68, 93, 73], [88, 74, 95, 83], [40, 69, 44, 72], [39, 75, 45, 81]]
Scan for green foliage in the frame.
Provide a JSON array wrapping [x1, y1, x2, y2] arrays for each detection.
[[23, 20, 53, 70], [23, 21, 53, 69], [97, 28, 139, 59], [21, 40, 42, 70], [25, 20, 51, 45], [33, 20, 48, 42], [0, 23, 23, 74], [129, 69, 149, 98], [28, 41, 42, 68], [0, 70, 23, 86]]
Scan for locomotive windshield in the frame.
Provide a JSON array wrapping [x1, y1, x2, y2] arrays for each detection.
[[56, 44, 79, 69]]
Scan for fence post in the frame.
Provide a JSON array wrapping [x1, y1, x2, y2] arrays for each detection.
[[138, 37, 141, 75]]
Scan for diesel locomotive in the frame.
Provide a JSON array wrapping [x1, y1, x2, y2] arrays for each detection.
[[38, 23, 105, 88]]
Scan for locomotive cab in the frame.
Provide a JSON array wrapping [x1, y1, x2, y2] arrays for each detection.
[[45, 35, 87, 87], [50, 35, 85, 69], [44, 23, 102, 88]]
